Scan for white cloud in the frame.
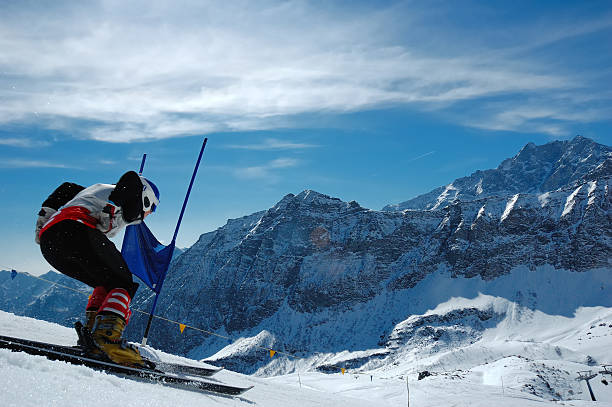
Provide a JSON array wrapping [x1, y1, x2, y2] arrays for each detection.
[[0, 159, 71, 168], [461, 95, 612, 136], [268, 158, 299, 168], [0, 1, 610, 141], [0, 138, 51, 148], [98, 159, 117, 165], [225, 138, 318, 150], [233, 157, 300, 180]]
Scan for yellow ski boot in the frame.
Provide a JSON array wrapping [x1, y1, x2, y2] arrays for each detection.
[[91, 287, 145, 368], [91, 313, 145, 367]]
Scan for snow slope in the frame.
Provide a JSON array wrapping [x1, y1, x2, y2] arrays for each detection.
[[2, 304, 611, 406]]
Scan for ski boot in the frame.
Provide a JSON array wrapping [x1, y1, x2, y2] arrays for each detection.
[[91, 288, 146, 368], [76, 286, 107, 348]]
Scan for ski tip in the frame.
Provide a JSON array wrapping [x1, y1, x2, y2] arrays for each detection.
[[234, 385, 255, 396]]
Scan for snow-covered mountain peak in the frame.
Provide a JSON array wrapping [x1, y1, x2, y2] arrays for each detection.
[[293, 189, 346, 207], [271, 193, 296, 211], [268, 190, 362, 219], [384, 136, 611, 211]]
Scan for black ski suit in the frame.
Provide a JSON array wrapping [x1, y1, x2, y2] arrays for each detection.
[[38, 171, 144, 297]]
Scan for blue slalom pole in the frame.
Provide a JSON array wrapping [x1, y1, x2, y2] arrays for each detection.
[[141, 138, 208, 346], [138, 154, 147, 175], [172, 138, 207, 244]]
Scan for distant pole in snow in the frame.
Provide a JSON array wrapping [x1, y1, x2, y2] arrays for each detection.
[[600, 365, 612, 386], [585, 378, 597, 402], [406, 376, 410, 407], [501, 376, 504, 396], [576, 371, 598, 402]]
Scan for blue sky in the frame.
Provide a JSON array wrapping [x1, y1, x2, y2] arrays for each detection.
[[0, 0, 611, 275]]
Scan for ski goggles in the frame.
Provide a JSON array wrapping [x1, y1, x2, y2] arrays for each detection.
[[143, 196, 157, 213]]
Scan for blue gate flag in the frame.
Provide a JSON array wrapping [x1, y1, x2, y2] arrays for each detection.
[[121, 222, 175, 294]]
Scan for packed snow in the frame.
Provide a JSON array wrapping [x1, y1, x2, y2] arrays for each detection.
[[2, 293, 611, 407]]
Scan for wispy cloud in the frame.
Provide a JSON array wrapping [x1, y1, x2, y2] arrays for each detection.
[[225, 138, 318, 150], [0, 1, 610, 140], [233, 157, 300, 180], [0, 159, 72, 169], [0, 137, 51, 148], [457, 94, 612, 136], [99, 159, 117, 166]]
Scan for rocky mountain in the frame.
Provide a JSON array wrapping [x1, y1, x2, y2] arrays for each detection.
[[2, 136, 610, 378], [0, 270, 89, 326], [383, 135, 611, 211], [0, 247, 186, 327], [123, 136, 611, 374]]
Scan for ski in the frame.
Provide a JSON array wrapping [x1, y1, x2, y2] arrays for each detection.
[[0, 335, 252, 396], [154, 359, 223, 378], [73, 321, 223, 378]]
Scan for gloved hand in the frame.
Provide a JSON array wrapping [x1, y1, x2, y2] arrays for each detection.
[[97, 203, 121, 237], [35, 207, 56, 244]]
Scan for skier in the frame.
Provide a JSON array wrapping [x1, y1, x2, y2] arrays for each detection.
[[35, 171, 160, 367]]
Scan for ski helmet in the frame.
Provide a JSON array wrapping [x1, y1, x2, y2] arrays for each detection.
[[140, 177, 160, 213]]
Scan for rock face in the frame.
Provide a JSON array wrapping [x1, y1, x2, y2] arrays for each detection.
[[125, 136, 611, 367]]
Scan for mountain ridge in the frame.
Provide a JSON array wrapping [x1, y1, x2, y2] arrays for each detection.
[[383, 135, 611, 211], [1, 136, 610, 379], [124, 136, 610, 367]]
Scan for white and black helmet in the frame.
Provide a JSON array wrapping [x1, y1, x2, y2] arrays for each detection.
[[140, 177, 160, 213]]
